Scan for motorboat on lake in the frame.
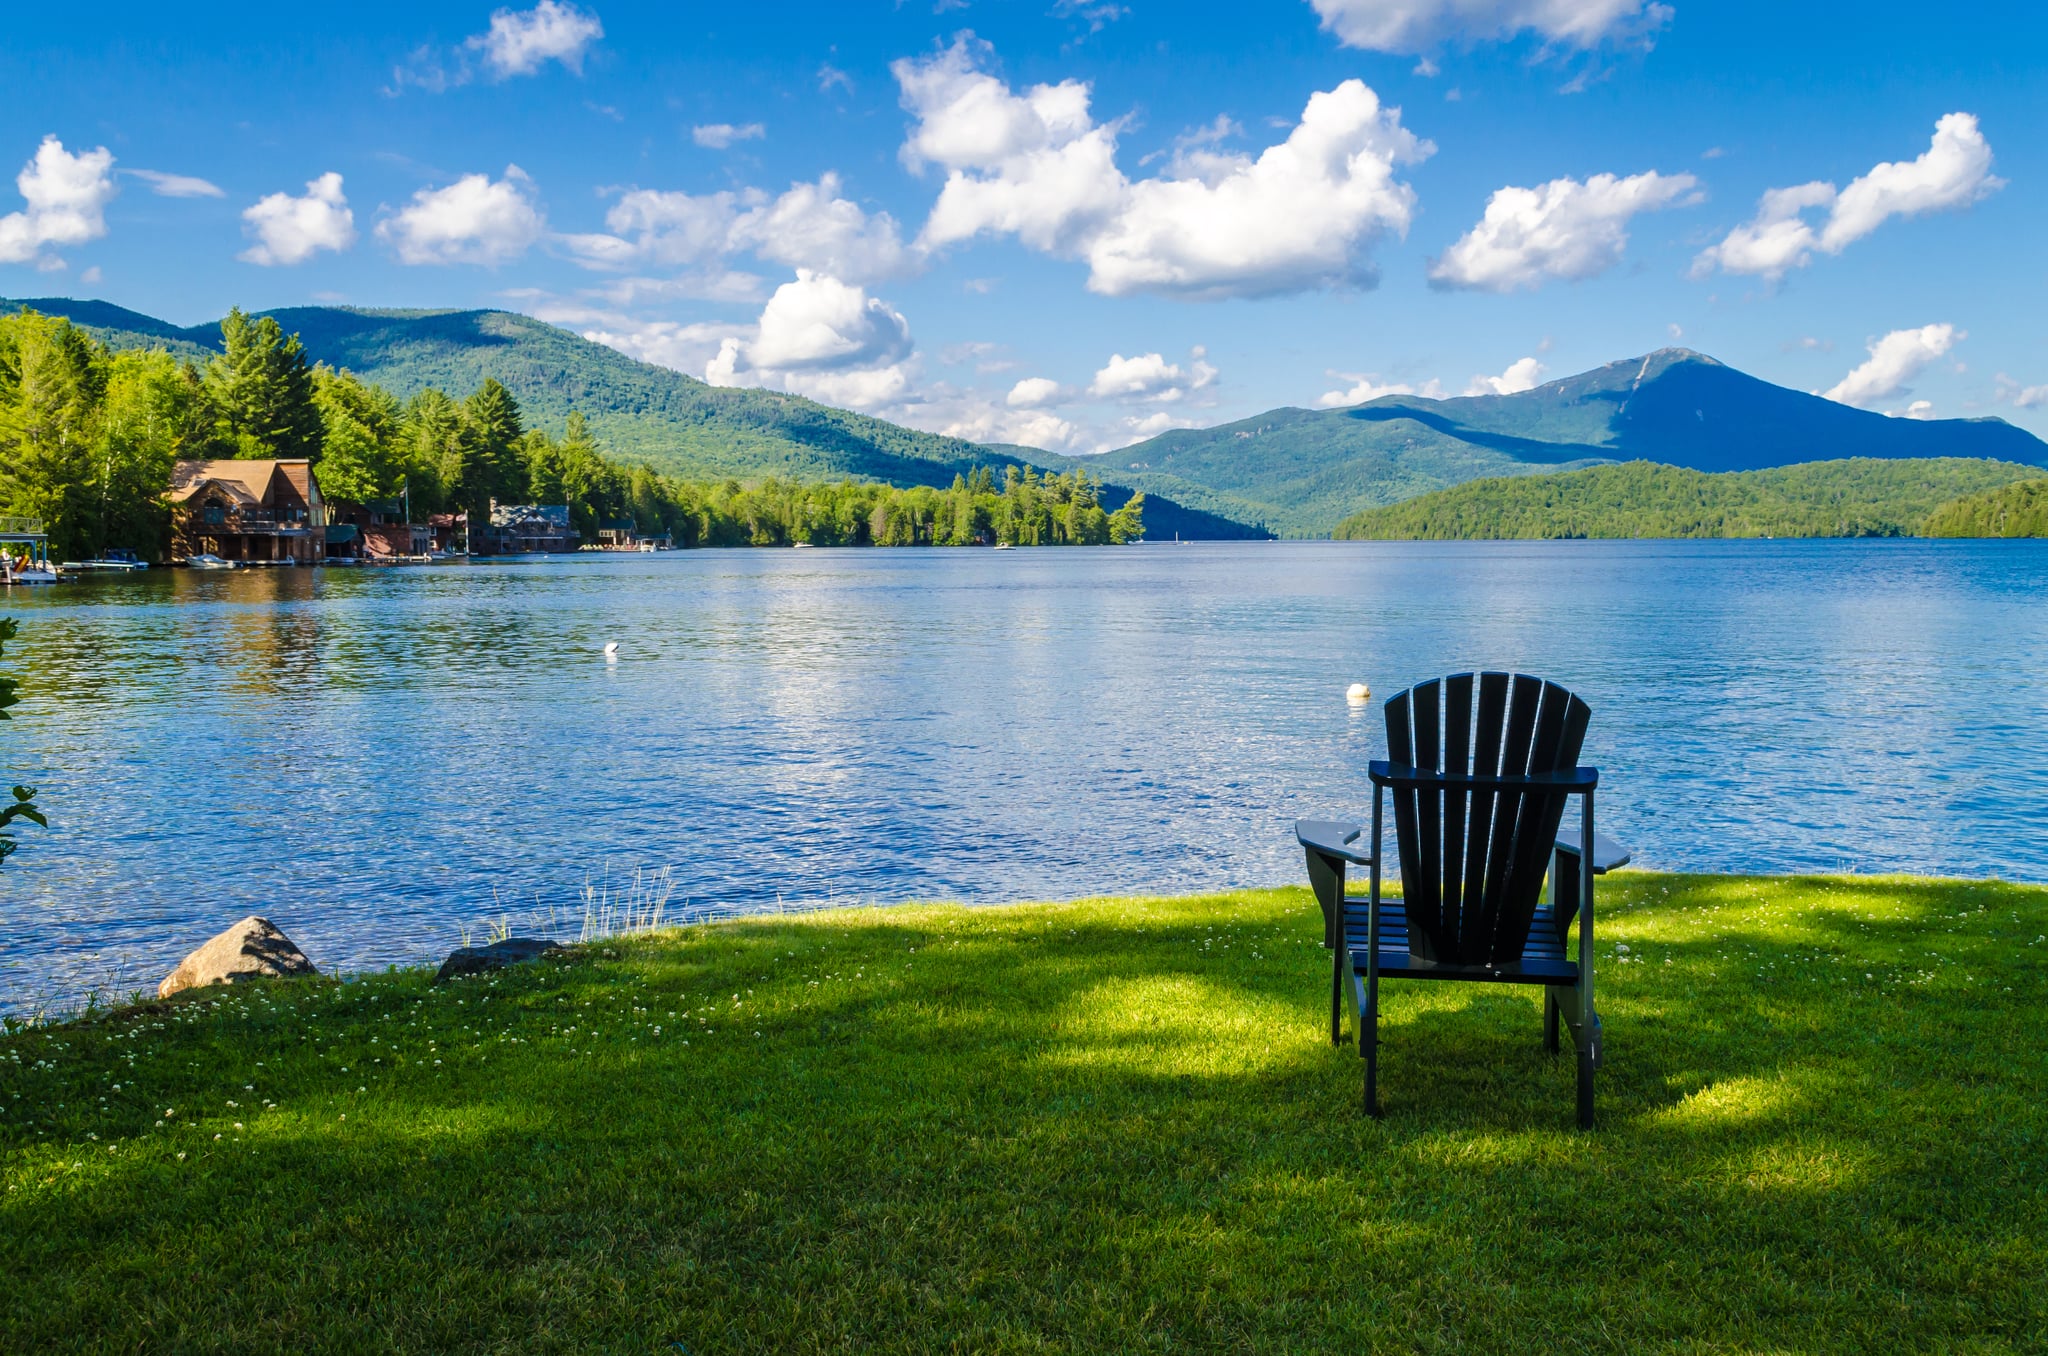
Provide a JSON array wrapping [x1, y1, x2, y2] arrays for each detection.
[[61, 548, 149, 573], [1, 517, 61, 585], [185, 553, 242, 570]]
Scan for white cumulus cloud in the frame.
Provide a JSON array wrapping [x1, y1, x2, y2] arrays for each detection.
[[471, 1, 603, 78], [393, 1, 602, 92], [1822, 324, 1961, 408], [1308, 0, 1672, 54], [899, 39, 1126, 255], [896, 39, 1432, 299], [377, 167, 544, 265], [1695, 113, 2002, 281], [240, 172, 355, 266], [704, 270, 916, 410], [692, 123, 766, 149], [929, 394, 1084, 452], [564, 174, 910, 284], [1317, 372, 1446, 406], [1428, 170, 1698, 292], [1994, 374, 2048, 409], [1466, 356, 1547, 396], [1088, 349, 1218, 403], [0, 136, 117, 267], [129, 169, 224, 199], [1006, 376, 1065, 408]]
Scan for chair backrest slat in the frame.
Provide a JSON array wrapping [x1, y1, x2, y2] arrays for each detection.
[[1440, 673, 1474, 934], [1410, 679, 1444, 953], [1463, 672, 1509, 934], [1385, 672, 1592, 966], [1475, 674, 1544, 955]]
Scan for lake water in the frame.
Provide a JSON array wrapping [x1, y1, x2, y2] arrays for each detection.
[[3, 540, 2044, 1011]]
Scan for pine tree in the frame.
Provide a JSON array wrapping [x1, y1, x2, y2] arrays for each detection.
[[458, 379, 527, 518], [209, 309, 324, 461]]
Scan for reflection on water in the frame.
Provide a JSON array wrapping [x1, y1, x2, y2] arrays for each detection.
[[2, 540, 2044, 1010]]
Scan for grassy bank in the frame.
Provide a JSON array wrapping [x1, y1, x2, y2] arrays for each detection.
[[4, 875, 2045, 1353]]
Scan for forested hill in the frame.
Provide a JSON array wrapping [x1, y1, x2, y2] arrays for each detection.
[[1332, 458, 2046, 540], [1923, 477, 2048, 537], [0, 298, 1268, 542], [1047, 349, 2048, 536]]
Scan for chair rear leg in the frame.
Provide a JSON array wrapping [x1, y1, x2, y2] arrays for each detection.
[[1544, 989, 1559, 1053], [1330, 941, 1345, 1045], [1363, 972, 1382, 1117], [1576, 1042, 1595, 1130]]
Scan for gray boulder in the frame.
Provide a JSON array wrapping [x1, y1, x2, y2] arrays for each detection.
[[435, 937, 561, 984], [159, 916, 318, 998]]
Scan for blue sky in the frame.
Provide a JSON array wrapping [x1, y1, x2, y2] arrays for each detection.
[[3, 1, 2043, 451]]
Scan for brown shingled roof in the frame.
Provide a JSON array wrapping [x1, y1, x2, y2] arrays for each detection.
[[169, 459, 319, 508]]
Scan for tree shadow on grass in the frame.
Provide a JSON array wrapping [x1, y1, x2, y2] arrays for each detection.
[[3, 877, 2044, 1353]]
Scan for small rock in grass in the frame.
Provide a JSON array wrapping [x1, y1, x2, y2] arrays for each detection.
[[159, 917, 317, 999], [435, 938, 562, 984]]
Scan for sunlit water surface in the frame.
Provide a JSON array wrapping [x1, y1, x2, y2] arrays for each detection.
[[3, 540, 2044, 1010]]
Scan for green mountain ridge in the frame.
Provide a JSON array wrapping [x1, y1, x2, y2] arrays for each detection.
[[1332, 458, 2047, 540], [0, 297, 1268, 542], [1051, 348, 2048, 535], [15, 297, 2044, 539]]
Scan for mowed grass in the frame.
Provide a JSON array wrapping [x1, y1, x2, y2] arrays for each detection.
[[3, 874, 2045, 1354]]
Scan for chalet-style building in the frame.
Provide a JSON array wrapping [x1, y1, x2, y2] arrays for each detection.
[[169, 460, 325, 564]]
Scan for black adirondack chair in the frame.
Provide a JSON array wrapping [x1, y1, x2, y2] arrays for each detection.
[[1297, 673, 1608, 1128]]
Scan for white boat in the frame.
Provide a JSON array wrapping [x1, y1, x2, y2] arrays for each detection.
[[186, 553, 242, 570], [1, 517, 61, 584], [61, 548, 149, 573], [992, 543, 1015, 551], [2, 562, 58, 585]]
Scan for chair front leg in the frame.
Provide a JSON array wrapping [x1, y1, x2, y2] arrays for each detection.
[[1364, 786, 1384, 1117], [1575, 788, 1598, 1131]]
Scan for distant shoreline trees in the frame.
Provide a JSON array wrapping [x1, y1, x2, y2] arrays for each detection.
[[0, 309, 1142, 559], [1333, 459, 2048, 541]]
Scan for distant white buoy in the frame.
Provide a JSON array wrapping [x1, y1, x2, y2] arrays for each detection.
[[1346, 682, 1371, 704], [603, 641, 620, 661]]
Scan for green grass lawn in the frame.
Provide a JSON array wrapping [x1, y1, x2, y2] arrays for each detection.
[[4, 874, 2045, 1353]]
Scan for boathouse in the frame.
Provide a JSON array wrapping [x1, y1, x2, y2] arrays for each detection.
[[476, 502, 579, 555], [168, 460, 326, 565]]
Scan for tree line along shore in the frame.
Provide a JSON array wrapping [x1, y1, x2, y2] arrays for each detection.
[[1334, 457, 2048, 541], [0, 308, 1144, 562]]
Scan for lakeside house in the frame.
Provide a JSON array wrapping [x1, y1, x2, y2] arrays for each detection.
[[427, 512, 466, 555], [327, 499, 432, 561], [168, 460, 326, 565], [477, 502, 579, 555], [595, 518, 672, 550]]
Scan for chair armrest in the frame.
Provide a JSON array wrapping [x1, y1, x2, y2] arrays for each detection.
[[1554, 827, 1631, 874], [1294, 818, 1374, 866], [1368, 761, 1598, 792]]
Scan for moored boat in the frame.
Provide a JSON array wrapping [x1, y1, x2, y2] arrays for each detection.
[[62, 548, 151, 573], [1, 517, 62, 584]]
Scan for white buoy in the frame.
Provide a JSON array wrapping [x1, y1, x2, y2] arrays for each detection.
[[603, 641, 620, 661], [1346, 682, 1371, 704]]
